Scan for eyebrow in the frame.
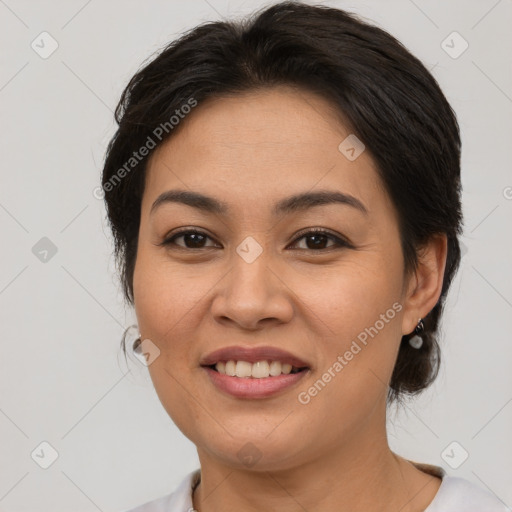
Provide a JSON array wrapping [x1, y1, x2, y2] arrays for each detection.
[[150, 189, 368, 217]]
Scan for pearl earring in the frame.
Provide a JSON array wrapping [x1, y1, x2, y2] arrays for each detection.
[[409, 318, 424, 349]]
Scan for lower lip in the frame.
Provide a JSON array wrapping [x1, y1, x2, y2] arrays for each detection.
[[202, 367, 309, 399]]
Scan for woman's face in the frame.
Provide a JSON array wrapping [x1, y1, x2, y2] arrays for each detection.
[[133, 86, 423, 471]]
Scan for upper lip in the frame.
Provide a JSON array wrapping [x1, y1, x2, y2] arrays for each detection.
[[200, 345, 310, 368]]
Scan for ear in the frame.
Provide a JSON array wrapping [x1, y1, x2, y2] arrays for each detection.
[[401, 234, 448, 336]]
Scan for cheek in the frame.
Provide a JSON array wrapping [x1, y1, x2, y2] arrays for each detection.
[[302, 257, 404, 402], [133, 250, 206, 431], [308, 257, 403, 338], [133, 246, 210, 342]]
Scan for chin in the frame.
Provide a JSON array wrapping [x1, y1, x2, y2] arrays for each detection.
[[194, 428, 309, 472]]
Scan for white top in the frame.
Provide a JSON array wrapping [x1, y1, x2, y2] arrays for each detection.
[[126, 464, 511, 512]]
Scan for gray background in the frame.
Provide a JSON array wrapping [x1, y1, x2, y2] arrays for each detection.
[[0, 0, 511, 510]]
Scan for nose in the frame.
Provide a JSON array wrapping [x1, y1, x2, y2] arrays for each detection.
[[210, 245, 294, 331]]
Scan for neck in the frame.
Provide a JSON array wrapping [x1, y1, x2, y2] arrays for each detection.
[[192, 412, 441, 512]]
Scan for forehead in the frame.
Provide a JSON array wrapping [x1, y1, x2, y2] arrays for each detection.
[[142, 86, 386, 218]]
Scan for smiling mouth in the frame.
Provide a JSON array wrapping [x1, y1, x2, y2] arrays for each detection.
[[204, 360, 308, 379]]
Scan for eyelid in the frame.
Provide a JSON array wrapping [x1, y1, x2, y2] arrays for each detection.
[[158, 227, 352, 251], [158, 228, 219, 248], [291, 227, 352, 249]]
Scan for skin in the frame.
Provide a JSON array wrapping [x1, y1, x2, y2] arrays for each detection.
[[133, 85, 447, 512]]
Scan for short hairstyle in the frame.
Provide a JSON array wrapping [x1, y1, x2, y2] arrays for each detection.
[[101, 1, 463, 405]]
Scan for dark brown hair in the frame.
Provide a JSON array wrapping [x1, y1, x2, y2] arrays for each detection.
[[101, 1, 463, 405]]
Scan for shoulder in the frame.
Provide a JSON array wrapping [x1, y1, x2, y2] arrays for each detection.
[[426, 476, 511, 512], [124, 469, 200, 512]]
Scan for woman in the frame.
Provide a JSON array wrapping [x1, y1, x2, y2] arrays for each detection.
[[101, 2, 510, 511]]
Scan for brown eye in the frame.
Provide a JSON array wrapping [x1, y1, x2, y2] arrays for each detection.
[[289, 229, 352, 251], [160, 230, 218, 249], [159, 228, 351, 252]]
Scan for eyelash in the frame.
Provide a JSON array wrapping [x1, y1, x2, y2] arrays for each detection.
[[158, 228, 352, 252]]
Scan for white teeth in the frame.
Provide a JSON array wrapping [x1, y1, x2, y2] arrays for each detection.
[[214, 360, 301, 378], [235, 361, 252, 378], [269, 360, 282, 376], [252, 361, 270, 378], [281, 363, 292, 374], [225, 360, 236, 376]]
